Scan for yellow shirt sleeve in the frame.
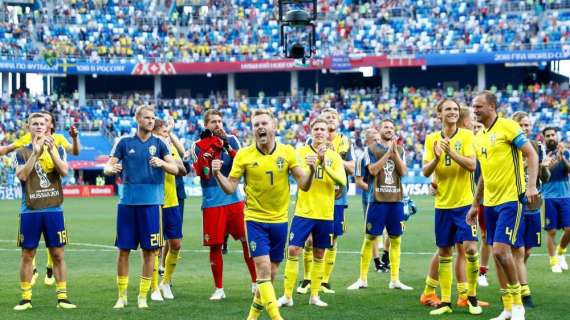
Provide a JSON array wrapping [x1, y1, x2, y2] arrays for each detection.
[[229, 149, 245, 180], [13, 132, 31, 148], [462, 130, 476, 157], [501, 119, 524, 143], [53, 134, 71, 150], [423, 133, 435, 163]]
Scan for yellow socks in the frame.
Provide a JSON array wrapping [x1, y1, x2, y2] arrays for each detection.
[[389, 236, 401, 282], [557, 245, 567, 256], [303, 245, 313, 281], [507, 283, 522, 306], [247, 295, 264, 320], [423, 276, 439, 295], [310, 257, 324, 297], [521, 284, 531, 297], [359, 237, 374, 281], [139, 276, 151, 299], [151, 254, 159, 291], [439, 256, 453, 303], [283, 255, 299, 298], [21, 282, 32, 300], [56, 282, 67, 300], [550, 255, 559, 266], [117, 276, 128, 298], [466, 253, 479, 297], [457, 282, 468, 300], [257, 280, 281, 320], [322, 244, 337, 283], [162, 249, 180, 284], [501, 288, 513, 311]]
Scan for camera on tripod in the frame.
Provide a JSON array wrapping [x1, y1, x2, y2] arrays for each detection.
[[278, 0, 317, 64]]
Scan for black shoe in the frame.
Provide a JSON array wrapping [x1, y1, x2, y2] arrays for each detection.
[[377, 263, 389, 273], [222, 243, 228, 255], [374, 258, 382, 271], [46, 267, 53, 278], [320, 282, 335, 293], [522, 295, 535, 308], [298, 279, 310, 288]]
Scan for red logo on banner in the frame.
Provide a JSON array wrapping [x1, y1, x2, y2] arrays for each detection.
[[132, 63, 177, 75]]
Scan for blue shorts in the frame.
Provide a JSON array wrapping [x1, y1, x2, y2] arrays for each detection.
[[333, 205, 346, 236], [435, 206, 478, 248], [288, 216, 334, 249], [523, 210, 541, 248], [484, 201, 524, 248], [18, 211, 67, 249], [115, 204, 163, 250], [365, 202, 404, 237], [178, 198, 185, 223], [163, 206, 183, 240], [246, 221, 288, 263], [544, 198, 570, 230]]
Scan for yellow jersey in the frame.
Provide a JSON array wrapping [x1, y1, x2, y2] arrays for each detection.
[[14, 132, 70, 150], [163, 145, 180, 208], [330, 134, 351, 159], [295, 145, 346, 220], [423, 128, 476, 209], [474, 118, 527, 206], [230, 142, 299, 223]]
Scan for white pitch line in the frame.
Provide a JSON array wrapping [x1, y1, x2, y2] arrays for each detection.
[[0, 240, 553, 257]]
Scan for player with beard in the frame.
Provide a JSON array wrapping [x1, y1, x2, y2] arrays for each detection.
[[190, 109, 257, 300], [355, 128, 390, 272], [541, 126, 570, 273], [212, 109, 314, 320], [348, 119, 413, 291]]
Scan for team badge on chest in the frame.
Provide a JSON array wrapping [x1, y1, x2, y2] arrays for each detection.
[[276, 157, 285, 170], [149, 145, 157, 156]]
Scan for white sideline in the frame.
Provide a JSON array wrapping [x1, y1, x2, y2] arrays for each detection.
[[0, 240, 552, 256]]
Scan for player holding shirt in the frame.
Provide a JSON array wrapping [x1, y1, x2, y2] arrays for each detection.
[[104, 106, 179, 309], [298, 107, 355, 294], [1, 111, 81, 287], [150, 119, 187, 301], [190, 109, 257, 300], [347, 119, 413, 291], [421, 99, 482, 316], [212, 109, 313, 320], [277, 118, 346, 308], [14, 113, 75, 310], [467, 91, 539, 320], [542, 126, 570, 273]]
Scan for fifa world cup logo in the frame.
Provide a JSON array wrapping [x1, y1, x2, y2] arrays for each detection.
[[384, 160, 395, 185], [34, 162, 51, 189]]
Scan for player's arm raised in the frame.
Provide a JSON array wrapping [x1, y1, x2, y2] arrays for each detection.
[[15, 136, 43, 182], [291, 157, 315, 192], [212, 159, 240, 194], [68, 125, 81, 156], [367, 149, 392, 176], [323, 154, 346, 187], [46, 137, 68, 177], [439, 139, 476, 172], [391, 140, 407, 176], [422, 135, 438, 177], [520, 141, 539, 204], [0, 143, 17, 156]]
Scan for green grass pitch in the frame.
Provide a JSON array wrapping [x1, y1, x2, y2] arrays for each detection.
[[0, 196, 569, 319]]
